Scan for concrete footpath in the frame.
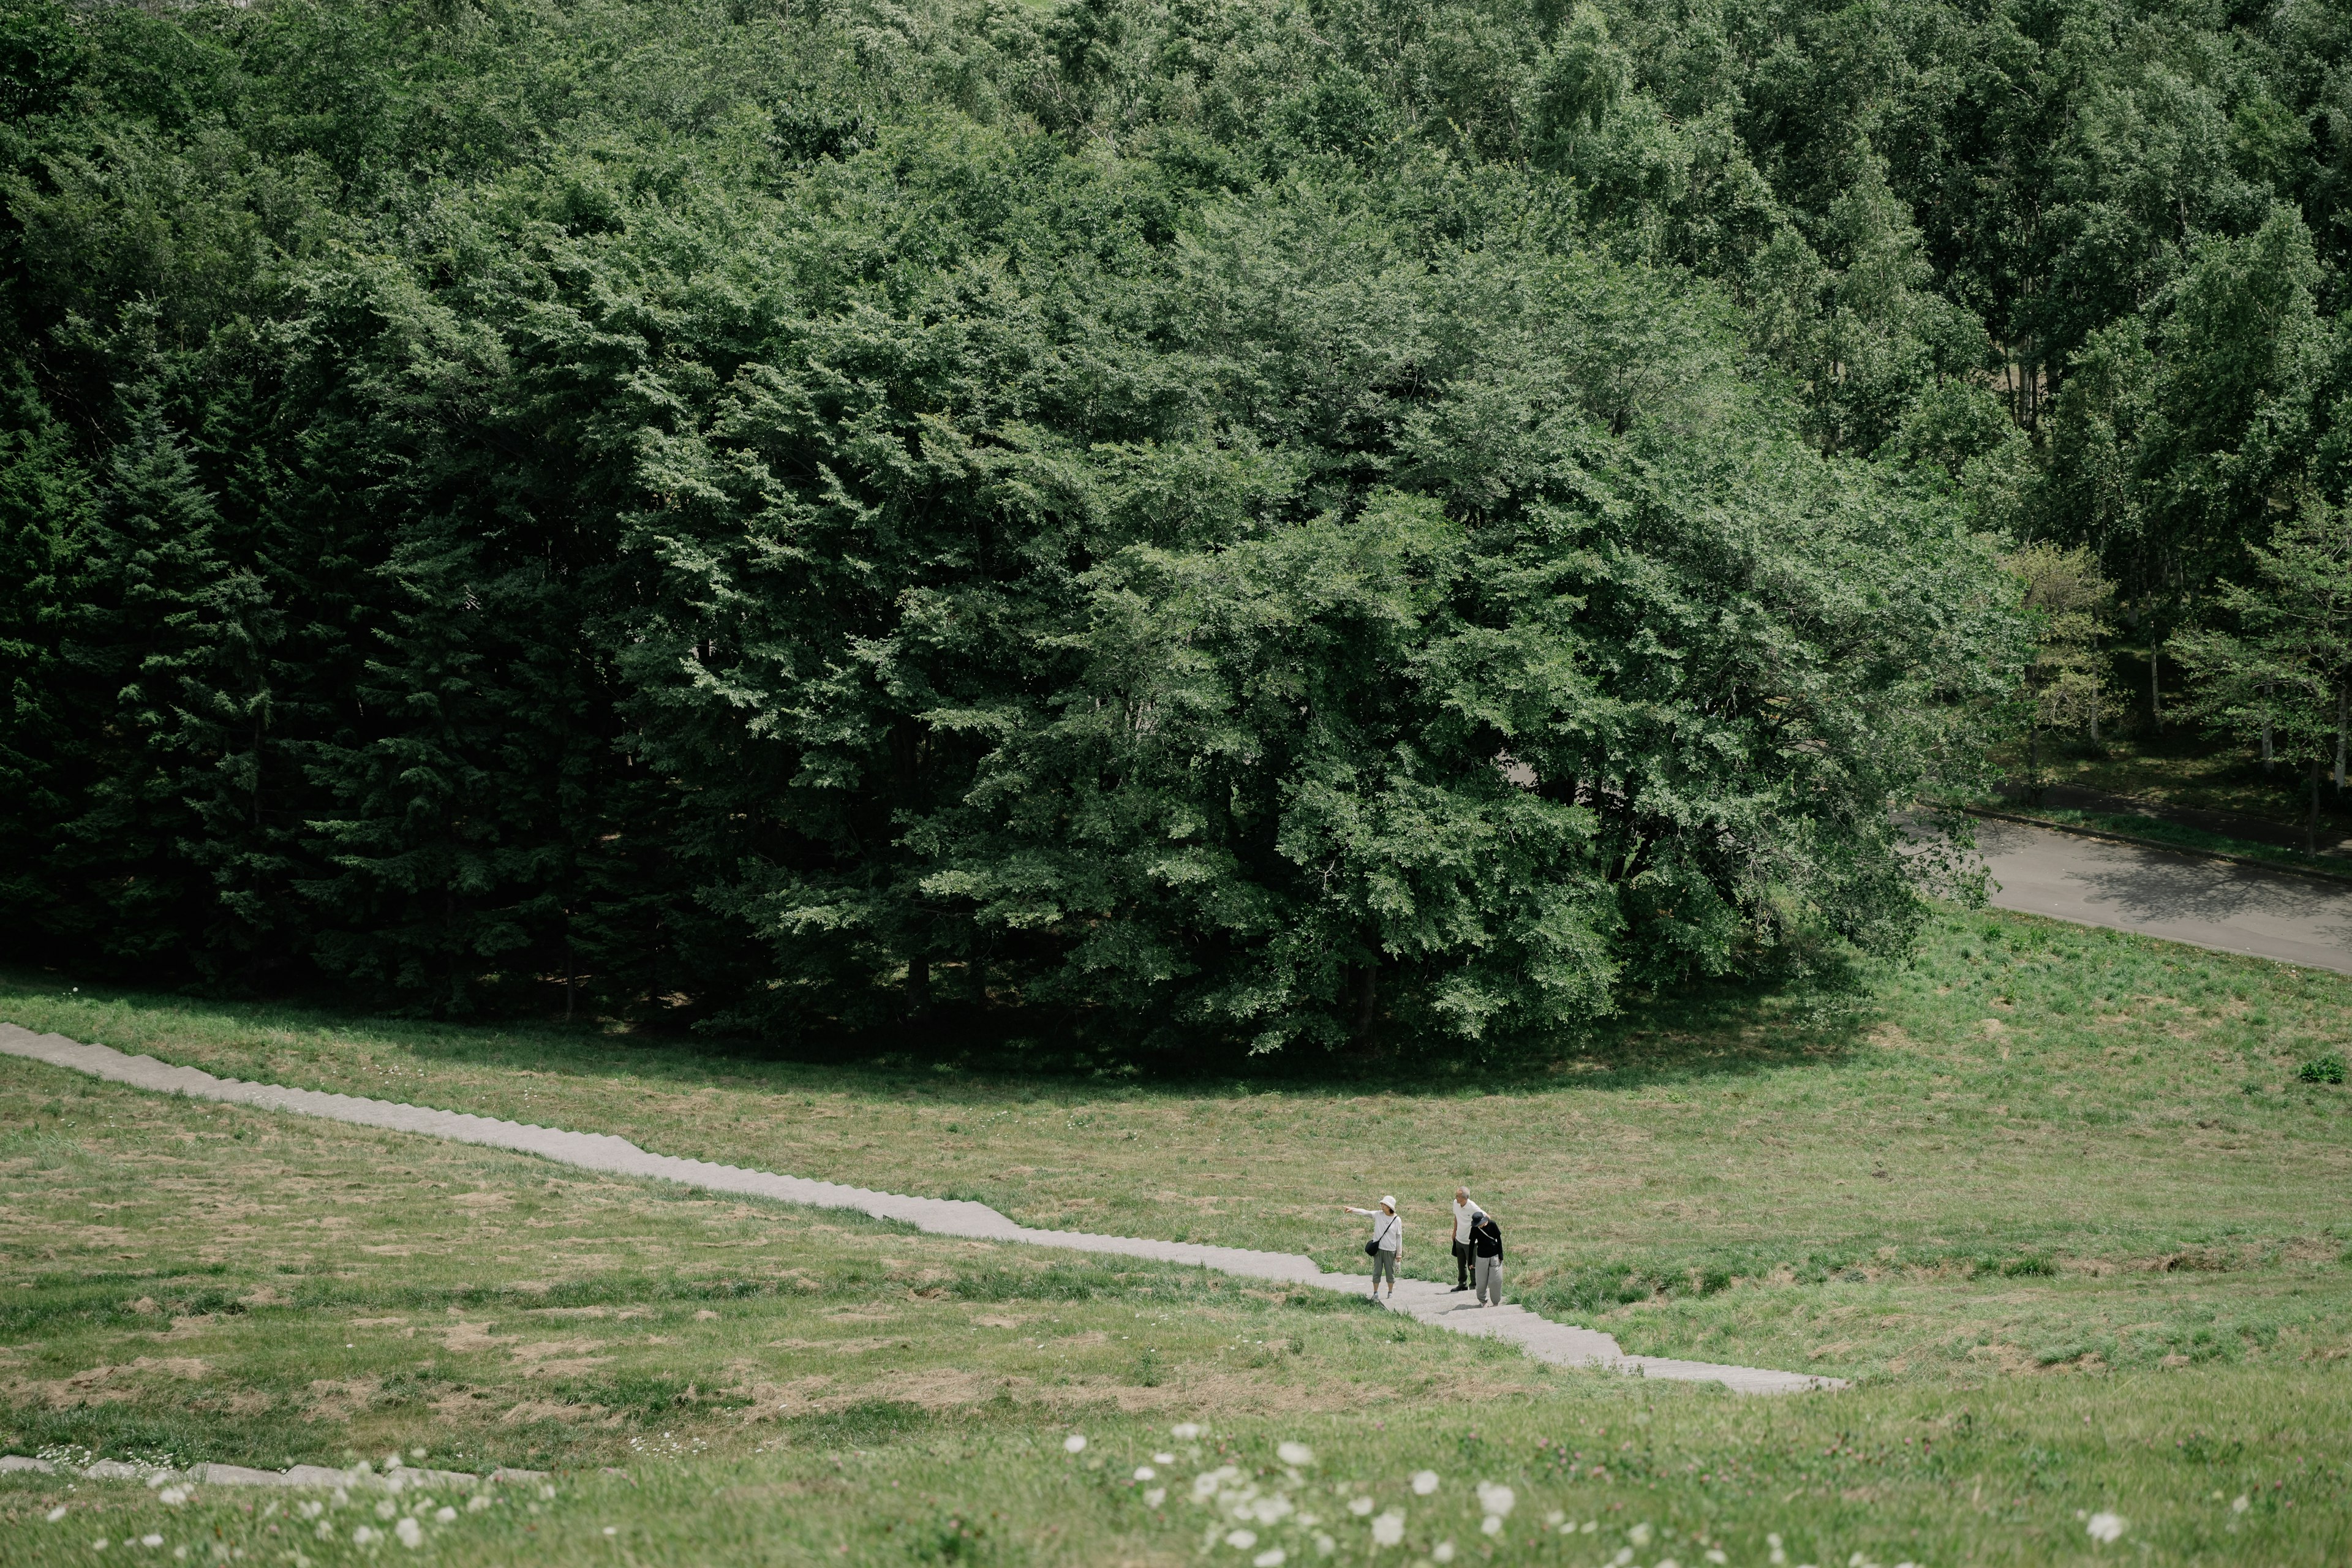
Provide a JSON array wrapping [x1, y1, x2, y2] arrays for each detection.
[[0, 1021, 1841, 1399], [1975, 815, 2352, 974]]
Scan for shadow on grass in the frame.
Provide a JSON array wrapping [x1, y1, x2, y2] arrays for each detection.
[[0, 951, 1883, 1109]]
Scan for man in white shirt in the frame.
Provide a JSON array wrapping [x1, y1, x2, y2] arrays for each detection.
[[1451, 1187, 1485, 1293]]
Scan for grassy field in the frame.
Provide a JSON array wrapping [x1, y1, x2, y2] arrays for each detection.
[[3, 903, 2351, 1562]]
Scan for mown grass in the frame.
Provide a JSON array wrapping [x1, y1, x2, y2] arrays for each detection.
[[6, 903, 2351, 1386], [1, 1054, 2348, 1565]]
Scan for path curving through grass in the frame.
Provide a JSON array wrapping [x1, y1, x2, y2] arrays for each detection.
[[0, 1022, 1841, 1396]]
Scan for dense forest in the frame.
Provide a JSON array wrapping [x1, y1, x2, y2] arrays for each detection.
[[0, 0, 2341, 1050]]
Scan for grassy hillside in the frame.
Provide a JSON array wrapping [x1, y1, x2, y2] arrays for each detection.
[[2, 1016, 2348, 1565]]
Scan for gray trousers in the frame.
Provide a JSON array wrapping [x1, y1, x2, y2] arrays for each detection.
[[1474, 1254, 1502, 1304], [1370, 1249, 1398, 1289]]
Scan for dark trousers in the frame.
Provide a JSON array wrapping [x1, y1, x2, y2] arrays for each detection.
[[1452, 1240, 1472, 1287]]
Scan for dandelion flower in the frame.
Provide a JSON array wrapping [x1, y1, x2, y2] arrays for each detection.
[[2086, 1512, 2124, 1545], [1278, 1443, 1315, 1467], [1476, 1483, 1514, 1520], [2232, 1496, 2250, 1514], [47, 1507, 68, 1523], [1411, 1471, 1439, 1496], [1482, 1515, 1504, 1537], [394, 1517, 423, 1549], [1254, 1551, 1287, 1567], [1065, 1434, 1089, 1454], [1348, 1497, 1377, 1517], [1136, 1467, 1158, 1482], [1173, 1423, 1204, 1440], [1145, 1489, 1167, 1510], [1371, 1510, 1405, 1548], [435, 1507, 457, 1524], [1434, 1543, 1455, 1563], [1226, 1528, 1259, 1549]]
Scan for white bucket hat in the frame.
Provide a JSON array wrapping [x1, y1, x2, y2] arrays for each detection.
[[1379, 1196, 1396, 1210]]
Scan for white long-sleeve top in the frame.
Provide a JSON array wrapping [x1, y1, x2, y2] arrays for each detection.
[[1453, 1197, 1487, 1244], [1347, 1207, 1403, 1251]]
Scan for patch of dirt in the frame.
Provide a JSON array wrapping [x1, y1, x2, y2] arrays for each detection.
[[434, 1322, 511, 1354], [968, 1314, 1027, 1329], [497, 1400, 612, 1425], [509, 1338, 603, 1364], [304, 1376, 382, 1420], [764, 1337, 902, 1355], [447, 1191, 510, 1210], [238, 1286, 292, 1309]]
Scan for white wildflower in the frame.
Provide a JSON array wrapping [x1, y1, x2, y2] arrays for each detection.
[[1278, 1442, 1315, 1467], [1136, 1467, 1158, 1482], [603, 1527, 619, 1537], [1226, 1529, 1259, 1550], [1156, 1453, 1176, 1464], [394, 1517, 423, 1549], [1630, 1523, 1655, 1547], [1173, 1423, 1204, 1440], [538, 1485, 556, 1501], [1371, 1510, 1405, 1548], [1314, 1534, 1336, 1556], [1065, 1434, 1088, 1454], [1145, 1489, 1167, 1509], [467, 1496, 492, 1513], [2086, 1512, 2124, 1545], [435, 1507, 457, 1523], [2232, 1496, 2250, 1514], [351, 1527, 377, 1545], [1475, 1482, 1514, 1519], [1708, 1552, 1729, 1564], [1659, 1559, 1680, 1568], [1254, 1551, 1287, 1568], [94, 1541, 109, 1551], [1613, 1549, 1635, 1566], [1482, 1515, 1504, 1537], [158, 1488, 187, 1507], [1348, 1496, 1377, 1517], [1769, 1533, 1787, 1566], [315, 1521, 335, 1540], [298, 1503, 323, 1520], [1434, 1543, 1456, 1563], [375, 1499, 398, 1520], [47, 1507, 69, 1523], [143, 1536, 164, 1548], [1252, 1496, 1295, 1526], [1411, 1471, 1439, 1496]]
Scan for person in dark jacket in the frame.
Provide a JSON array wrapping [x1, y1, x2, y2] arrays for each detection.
[[1469, 1210, 1504, 1305]]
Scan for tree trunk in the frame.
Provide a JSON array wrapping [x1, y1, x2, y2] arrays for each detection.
[[2310, 760, 2323, 859], [2147, 638, 2162, 731], [2336, 685, 2346, 793], [907, 955, 931, 1021], [2028, 724, 2040, 787], [563, 935, 576, 1023], [1352, 962, 1379, 1041], [2261, 685, 2274, 774]]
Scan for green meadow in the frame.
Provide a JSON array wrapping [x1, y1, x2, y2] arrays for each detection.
[[3, 903, 2350, 1563]]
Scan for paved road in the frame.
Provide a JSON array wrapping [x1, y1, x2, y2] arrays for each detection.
[[1975, 816, 2352, 974]]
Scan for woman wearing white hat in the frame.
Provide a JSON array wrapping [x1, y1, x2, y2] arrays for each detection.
[[1341, 1196, 1403, 1299]]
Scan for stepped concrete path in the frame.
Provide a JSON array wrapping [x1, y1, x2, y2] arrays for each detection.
[[0, 1021, 1841, 1398], [1977, 815, 2352, 974]]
